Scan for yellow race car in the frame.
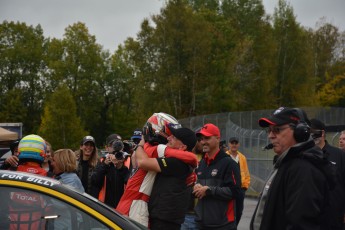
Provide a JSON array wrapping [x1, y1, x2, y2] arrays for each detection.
[[0, 170, 147, 230]]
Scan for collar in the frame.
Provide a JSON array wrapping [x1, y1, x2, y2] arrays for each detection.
[[204, 149, 220, 165], [230, 153, 239, 163]]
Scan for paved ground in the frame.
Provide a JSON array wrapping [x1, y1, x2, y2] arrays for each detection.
[[237, 197, 258, 230]]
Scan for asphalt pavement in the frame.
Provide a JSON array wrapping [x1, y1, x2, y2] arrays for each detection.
[[237, 197, 258, 230]]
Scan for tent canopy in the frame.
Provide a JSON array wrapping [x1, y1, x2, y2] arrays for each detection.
[[0, 127, 18, 141]]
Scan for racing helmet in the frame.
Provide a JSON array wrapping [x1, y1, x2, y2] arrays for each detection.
[[143, 112, 180, 145], [18, 134, 47, 163]]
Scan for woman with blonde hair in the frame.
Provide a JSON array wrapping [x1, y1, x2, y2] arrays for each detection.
[[52, 149, 84, 192]]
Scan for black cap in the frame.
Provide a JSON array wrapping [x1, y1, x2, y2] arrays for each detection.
[[82, 136, 96, 145], [259, 107, 309, 127], [106, 134, 122, 145], [310, 118, 325, 131], [169, 126, 197, 151], [229, 137, 239, 143]]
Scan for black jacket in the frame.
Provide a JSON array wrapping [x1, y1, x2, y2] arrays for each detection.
[[323, 141, 345, 230], [91, 161, 129, 208], [251, 140, 336, 230], [194, 149, 241, 229], [148, 157, 192, 225]]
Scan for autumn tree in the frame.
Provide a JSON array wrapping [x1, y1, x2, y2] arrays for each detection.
[[318, 73, 345, 106]]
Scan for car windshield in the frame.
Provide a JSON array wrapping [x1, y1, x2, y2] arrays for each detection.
[[0, 186, 111, 230]]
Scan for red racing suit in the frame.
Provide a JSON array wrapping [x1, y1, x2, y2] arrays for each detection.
[[116, 143, 197, 227], [9, 162, 48, 230]]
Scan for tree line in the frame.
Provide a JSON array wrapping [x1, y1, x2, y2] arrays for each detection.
[[0, 0, 344, 149]]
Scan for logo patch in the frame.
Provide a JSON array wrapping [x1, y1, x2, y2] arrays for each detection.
[[162, 159, 167, 167], [211, 169, 218, 176]]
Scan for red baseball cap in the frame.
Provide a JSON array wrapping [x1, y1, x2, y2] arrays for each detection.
[[197, 123, 220, 137]]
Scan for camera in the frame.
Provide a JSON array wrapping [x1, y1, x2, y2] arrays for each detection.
[[123, 140, 136, 155], [111, 139, 132, 160], [115, 151, 125, 160], [109, 139, 124, 160]]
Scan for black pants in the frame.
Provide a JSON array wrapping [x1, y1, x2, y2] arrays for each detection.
[[236, 189, 246, 225], [197, 221, 237, 230], [149, 218, 181, 230]]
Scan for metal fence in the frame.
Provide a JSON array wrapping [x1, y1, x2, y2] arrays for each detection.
[[179, 107, 345, 192]]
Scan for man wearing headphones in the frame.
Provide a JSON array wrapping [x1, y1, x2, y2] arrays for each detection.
[[251, 107, 336, 230]]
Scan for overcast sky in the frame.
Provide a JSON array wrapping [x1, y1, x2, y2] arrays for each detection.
[[1, 0, 344, 52]]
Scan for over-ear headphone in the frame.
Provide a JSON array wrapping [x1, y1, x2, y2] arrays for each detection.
[[292, 108, 311, 143]]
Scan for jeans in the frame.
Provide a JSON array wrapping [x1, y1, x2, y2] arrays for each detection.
[[181, 214, 198, 230]]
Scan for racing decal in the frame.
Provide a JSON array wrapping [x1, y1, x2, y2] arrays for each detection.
[[1, 173, 56, 187], [161, 158, 167, 167], [211, 169, 218, 177]]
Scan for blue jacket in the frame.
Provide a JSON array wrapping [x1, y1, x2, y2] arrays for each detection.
[[57, 172, 85, 193]]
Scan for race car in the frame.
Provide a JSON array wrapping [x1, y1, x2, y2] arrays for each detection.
[[0, 170, 147, 230]]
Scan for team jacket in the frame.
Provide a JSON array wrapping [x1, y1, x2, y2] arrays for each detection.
[[148, 157, 193, 225], [195, 149, 241, 228]]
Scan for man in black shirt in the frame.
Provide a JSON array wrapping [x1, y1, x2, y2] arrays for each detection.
[[310, 118, 345, 230], [135, 126, 197, 230]]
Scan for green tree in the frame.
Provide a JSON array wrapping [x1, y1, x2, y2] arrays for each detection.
[[0, 21, 47, 133], [39, 85, 86, 149], [0, 89, 27, 122], [46, 22, 114, 142], [313, 20, 340, 88], [221, 0, 277, 110], [272, 0, 316, 106], [128, 0, 243, 116]]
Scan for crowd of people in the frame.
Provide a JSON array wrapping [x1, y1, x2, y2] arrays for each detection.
[[0, 108, 345, 230]]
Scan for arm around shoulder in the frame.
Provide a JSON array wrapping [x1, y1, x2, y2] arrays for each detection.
[[135, 144, 161, 172]]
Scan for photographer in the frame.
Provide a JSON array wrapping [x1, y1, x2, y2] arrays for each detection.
[[91, 135, 129, 208]]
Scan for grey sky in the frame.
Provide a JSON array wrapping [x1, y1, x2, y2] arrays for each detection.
[[1, 0, 344, 52]]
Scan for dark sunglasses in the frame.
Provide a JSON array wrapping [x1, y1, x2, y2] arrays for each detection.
[[265, 126, 290, 134]]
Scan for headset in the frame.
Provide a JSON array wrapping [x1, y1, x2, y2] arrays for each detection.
[[292, 108, 311, 143]]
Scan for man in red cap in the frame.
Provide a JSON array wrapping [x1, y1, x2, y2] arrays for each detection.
[[193, 123, 241, 230]]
